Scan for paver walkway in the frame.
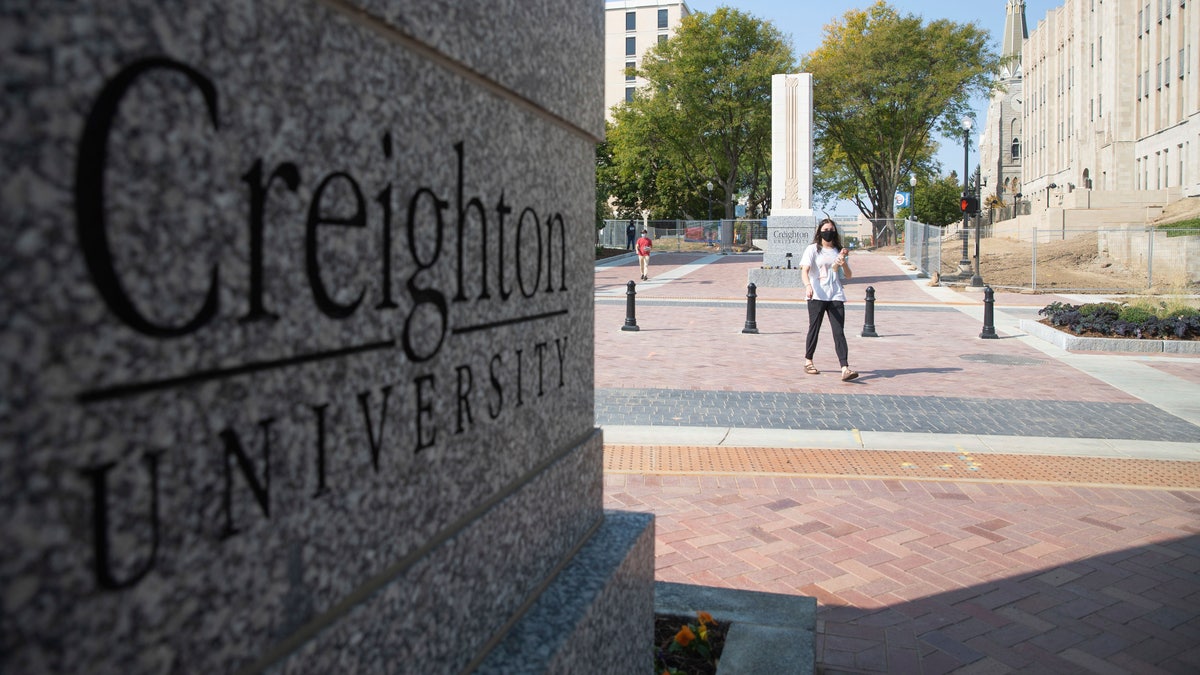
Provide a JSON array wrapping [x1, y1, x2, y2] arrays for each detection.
[[596, 249, 1200, 673]]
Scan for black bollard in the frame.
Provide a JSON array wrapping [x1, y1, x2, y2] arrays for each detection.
[[980, 286, 998, 339], [742, 282, 759, 334], [621, 280, 640, 331], [861, 286, 879, 337]]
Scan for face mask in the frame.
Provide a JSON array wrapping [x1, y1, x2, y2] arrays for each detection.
[[820, 230, 836, 242]]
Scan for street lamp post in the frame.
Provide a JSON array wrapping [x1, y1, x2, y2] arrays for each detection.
[[959, 116, 973, 272], [909, 173, 917, 222], [970, 176, 984, 286], [706, 180, 713, 221]]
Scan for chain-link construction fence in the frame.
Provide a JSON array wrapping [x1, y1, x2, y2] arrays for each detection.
[[1020, 227, 1200, 293], [605, 219, 1199, 293], [906, 225, 1200, 293], [598, 219, 768, 253], [903, 220, 942, 279]]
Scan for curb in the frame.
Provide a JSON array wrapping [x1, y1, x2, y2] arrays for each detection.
[[1019, 319, 1200, 354], [656, 581, 815, 675]]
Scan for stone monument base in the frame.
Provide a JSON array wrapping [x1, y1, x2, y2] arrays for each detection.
[[748, 267, 807, 288], [477, 511, 655, 673], [761, 214, 817, 273]]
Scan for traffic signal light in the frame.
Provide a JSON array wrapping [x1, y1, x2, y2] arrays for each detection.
[[960, 195, 979, 215]]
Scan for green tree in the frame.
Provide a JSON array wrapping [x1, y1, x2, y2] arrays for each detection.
[[605, 8, 794, 219], [900, 174, 969, 227], [804, 2, 997, 238]]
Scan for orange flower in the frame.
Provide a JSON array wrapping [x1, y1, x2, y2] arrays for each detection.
[[674, 625, 695, 647], [697, 611, 715, 626]]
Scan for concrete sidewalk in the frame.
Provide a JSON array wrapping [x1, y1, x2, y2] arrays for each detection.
[[596, 250, 1200, 674]]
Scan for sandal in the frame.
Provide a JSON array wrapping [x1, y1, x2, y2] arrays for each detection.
[[841, 369, 859, 382], [804, 363, 820, 375]]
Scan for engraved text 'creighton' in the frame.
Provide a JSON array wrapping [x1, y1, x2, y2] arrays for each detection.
[[73, 57, 573, 589]]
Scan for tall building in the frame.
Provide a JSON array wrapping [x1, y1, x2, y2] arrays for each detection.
[[996, 0, 1199, 216], [980, 0, 1029, 208], [603, 0, 691, 119]]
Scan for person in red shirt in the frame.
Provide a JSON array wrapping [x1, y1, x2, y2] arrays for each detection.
[[635, 229, 653, 280]]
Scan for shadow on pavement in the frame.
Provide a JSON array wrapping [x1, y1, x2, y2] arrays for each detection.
[[857, 367, 963, 381], [814, 533, 1200, 673], [851, 273, 915, 285]]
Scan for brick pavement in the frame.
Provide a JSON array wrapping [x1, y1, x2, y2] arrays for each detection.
[[596, 389, 1200, 441], [604, 445, 1200, 489], [596, 250, 1200, 673], [605, 471, 1200, 674], [594, 252, 1175, 403]]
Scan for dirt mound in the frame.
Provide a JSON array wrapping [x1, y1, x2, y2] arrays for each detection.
[[1153, 196, 1200, 224]]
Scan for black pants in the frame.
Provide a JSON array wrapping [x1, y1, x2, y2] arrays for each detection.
[[805, 299, 849, 367]]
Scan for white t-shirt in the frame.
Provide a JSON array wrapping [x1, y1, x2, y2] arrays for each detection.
[[800, 243, 846, 302]]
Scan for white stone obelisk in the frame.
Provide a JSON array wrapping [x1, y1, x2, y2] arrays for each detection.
[[752, 73, 818, 284], [771, 73, 814, 218]]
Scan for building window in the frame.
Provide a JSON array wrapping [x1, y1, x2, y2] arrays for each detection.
[[626, 12, 635, 31], [625, 87, 635, 103], [658, 9, 668, 29], [625, 62, 635, 82], [625, 37, 635, 56], [658, 34, 667, 45], [1164, 57, 1170, 85], [1011, 137, 1021, 160]]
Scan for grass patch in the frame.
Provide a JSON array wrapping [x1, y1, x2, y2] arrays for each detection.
[[1154, 217, 1200, 237], [595, 246, 628, 260]]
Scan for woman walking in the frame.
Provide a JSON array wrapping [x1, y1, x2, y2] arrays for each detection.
[[800, 218, 858, 381]]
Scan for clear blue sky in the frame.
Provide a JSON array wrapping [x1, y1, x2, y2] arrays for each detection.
[[683, 0, 1063, 211]]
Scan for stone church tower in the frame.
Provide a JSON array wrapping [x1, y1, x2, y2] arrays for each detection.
[[979, 0, 1027, 211]]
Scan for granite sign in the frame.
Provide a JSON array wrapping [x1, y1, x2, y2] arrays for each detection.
[[1, 2, 652, 673]]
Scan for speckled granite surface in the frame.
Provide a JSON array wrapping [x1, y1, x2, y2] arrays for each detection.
[[2, 1, 646, 673], [475, 511, 656, 675]]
